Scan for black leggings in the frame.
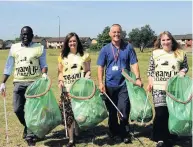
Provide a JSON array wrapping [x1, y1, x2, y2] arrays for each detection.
[[152, 106, 170, 142]]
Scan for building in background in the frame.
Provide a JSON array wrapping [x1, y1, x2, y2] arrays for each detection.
[[173, 34, 192, 48]]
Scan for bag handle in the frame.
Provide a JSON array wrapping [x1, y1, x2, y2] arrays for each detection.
[[68, 78, 96, 100], [122, 69, 155, 126], [128, 91, 155, 127], [122, 69, 136, 85], [25, 77, 52, 98], [165, 75, 193, 104]]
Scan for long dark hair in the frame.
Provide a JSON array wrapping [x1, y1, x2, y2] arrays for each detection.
[[61, 32, 84, 58]]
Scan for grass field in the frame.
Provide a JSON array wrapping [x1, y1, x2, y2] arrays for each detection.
[[0, 48, 192, 147]]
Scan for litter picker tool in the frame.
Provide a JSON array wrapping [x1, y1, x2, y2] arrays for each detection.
[[103, 92, 124, 118], [61, 87, 69, 138], [3, 93, 9, 144]]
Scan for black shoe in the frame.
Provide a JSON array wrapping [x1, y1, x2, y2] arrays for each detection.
[[26, 138, 36, 146], [105, 131, 119, 139], [121, 136, 132, 144], [32, 135, 42, 142], [164, 140, 173, 147], [66, 142, 75, 147], [169, 134, 178, 140], [156, 141, 165, 147]]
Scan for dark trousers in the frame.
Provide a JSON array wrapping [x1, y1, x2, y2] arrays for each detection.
[[105, 84, 130, 138], [152, 106, 170, 142], [13, 82, 34, 138]]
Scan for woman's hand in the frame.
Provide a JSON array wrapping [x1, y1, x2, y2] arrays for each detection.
[[178, 71, 186, 77], [147, 83, 153, 92], [58, 80, 64, 89], [85, 71, 91, 79], [147, 76, 153, 92]]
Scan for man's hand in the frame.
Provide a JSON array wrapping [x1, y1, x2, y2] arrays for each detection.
[[135, 78, 143, 87], [42, 73, 48, 80], [0, 83, 6, 96], [99, 83, 106, 93]]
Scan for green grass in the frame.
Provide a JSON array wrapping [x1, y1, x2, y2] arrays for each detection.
[[0, 49, 192, 147]]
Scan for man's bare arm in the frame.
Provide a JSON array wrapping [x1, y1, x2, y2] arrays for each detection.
[[131, 63, 140, 78], [98, 66, 104, 84]]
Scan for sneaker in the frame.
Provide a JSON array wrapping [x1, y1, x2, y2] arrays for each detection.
[[156, 141, 165, 147]]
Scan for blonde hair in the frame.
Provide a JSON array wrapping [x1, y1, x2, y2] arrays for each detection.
[[154, 31, 181, 57]]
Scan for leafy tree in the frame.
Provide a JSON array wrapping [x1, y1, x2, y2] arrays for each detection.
[[15, 37, 21, 43], [128, 25, 156, 52], [122, 30, 127, 40], [97, 26, 111, 49], [34, 35, 41, 39], [89, 44, 98, 51], [0, 39, 3, 48]]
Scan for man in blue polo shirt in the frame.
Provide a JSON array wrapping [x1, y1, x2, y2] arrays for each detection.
[[97, 24, 142, 144]]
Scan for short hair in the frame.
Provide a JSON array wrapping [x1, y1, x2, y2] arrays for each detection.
[[110, 24, 122, 32], [21, 26, 33, 34]]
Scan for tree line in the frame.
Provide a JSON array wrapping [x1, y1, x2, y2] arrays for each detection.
[[0, 24, 156, 52], [90, 24, 156, 52]]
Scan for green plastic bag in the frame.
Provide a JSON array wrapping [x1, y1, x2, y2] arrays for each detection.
[[122, 69, 154, 126], [24, 78, 62, 138], [69, 78, 108, 130], [166, 75, 193, 136]]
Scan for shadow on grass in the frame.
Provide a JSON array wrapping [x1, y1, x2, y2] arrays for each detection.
[[130, 124, 152, 138], [40, 124, 191, 147], [42, 124, 153, 146], [43, 125, 110, 147], [130, 125, 192, 147], [172, 136, 192, 147]]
